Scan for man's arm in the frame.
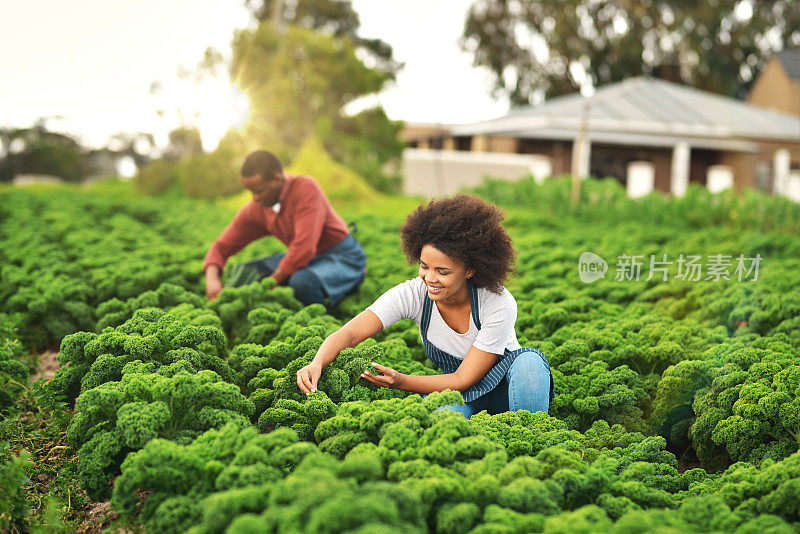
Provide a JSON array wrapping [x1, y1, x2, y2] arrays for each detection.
[[203, 202, 269, 299], [205, 265, 223, 300]]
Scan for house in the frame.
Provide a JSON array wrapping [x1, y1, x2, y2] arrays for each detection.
[[402, 76, 800, 201], [85, 148, 122, 179], [748, 48, 800, 117]]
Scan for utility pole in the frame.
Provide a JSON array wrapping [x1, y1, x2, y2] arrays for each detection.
[[271, 0, 284, 32], [571, 99, 590, 210]]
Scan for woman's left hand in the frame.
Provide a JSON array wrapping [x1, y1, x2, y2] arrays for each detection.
[[361, 363, 405, 389]]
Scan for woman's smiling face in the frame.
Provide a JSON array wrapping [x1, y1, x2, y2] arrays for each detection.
[[419, 244, 474, 304]]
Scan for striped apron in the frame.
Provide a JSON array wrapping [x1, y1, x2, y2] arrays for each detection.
[[420, 280, 555, 403]]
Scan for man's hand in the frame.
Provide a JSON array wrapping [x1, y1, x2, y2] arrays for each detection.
[[297, 362, 323, 395], [205, 266, 223, 300], [360, 363, 405, 389]]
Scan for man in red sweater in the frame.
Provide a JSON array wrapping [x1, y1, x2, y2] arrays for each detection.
[[203, 150, 367, 307]]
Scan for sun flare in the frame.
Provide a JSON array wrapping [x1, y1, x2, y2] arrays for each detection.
[[159, 77, 250, 151]]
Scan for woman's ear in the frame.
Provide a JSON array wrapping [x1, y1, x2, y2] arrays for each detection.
[[466, 269, 475, 279]]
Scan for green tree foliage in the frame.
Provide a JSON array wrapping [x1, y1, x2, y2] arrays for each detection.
[[317, 94, 404, 194], [244, 0, 401, 78], [164, 126, 203, 161], [135, 1, 404, 197], [133, 158, 181, 196], [230, 23, 382, 158], [0, 121, 87, 182], [134, 131, 245, 199], [174, 141, 244, 199], [104, 131, 155, 169], [462, 0, 800, 103], [231, 20, 402, 192]]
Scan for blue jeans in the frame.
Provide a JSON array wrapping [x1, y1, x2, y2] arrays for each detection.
[[434, 349, 551, 419], [244, 253, 326, 306]]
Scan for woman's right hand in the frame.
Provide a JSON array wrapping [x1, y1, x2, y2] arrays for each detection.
[[297, 362, 322, 395], [295, 310, 384, 396]]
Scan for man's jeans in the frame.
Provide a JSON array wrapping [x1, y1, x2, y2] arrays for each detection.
[[434, 348, 552, 418]]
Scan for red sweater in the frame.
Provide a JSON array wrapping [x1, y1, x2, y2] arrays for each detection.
[[203, 174, 350, 276]]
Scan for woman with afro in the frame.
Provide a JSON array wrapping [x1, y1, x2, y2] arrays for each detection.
[[296, 195, 554, 418]]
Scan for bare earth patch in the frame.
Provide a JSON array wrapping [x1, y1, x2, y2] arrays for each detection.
[[32, 350, 61, 382], [75, 501, 129, 534]]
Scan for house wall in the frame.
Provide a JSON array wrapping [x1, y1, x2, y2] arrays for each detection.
[[514, 141, 770, 197], [753, 139, 800, 167], [719, 152, 757, 193], [686, 142, 800, 196], [518, 139, 572, 176], [401, 149, 552, 196], [400, 124, 449, 143], [748, 57, 800, 117], [688, 149, 719, 187], [585, 144, 673, 193], [436, 135, 514, 153], [750, 139, 800, 194], [487, 136, 519, 153], [404, 131, 798, 200], [454, 136, 472, 151]]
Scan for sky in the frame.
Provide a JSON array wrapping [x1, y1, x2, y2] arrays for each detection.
[[0, 0, 509, 152]]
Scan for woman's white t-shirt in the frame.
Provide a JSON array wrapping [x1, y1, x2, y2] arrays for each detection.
[[367, 277, 521, 359]]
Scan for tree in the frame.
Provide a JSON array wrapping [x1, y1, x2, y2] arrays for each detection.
[[245, 0, 401, 78], [230, 22, 402, 191], [134, 130, 246, 198], [462, 0, 800, 104], [231, 0, 404, 192], [317, 107, 404, 193], [106, 132, 155, 169], [165, 127, 203, 161], [0, 120, 87, 182]]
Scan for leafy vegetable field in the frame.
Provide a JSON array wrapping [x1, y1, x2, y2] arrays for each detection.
[[1, 178, 799, 533]]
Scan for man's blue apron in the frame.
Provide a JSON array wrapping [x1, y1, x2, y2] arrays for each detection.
[[303, 234, 366, 305], [420, 279, 555, 404]]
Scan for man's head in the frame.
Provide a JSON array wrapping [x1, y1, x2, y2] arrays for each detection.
[[240, 150, 284, 208]]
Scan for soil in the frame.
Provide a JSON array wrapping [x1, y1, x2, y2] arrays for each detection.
[[23, 351, 142, 532], [74, 501, 130, 534], [32, 350, 61, 382]]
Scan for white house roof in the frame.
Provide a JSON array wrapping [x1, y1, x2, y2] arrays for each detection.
[[449, 76, 800, 151]]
